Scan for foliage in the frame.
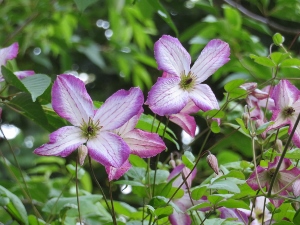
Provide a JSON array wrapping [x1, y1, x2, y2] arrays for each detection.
[[1, 0, 300, 224]]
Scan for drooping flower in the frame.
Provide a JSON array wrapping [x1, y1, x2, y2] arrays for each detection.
[[146, 35, 230, 116], [105, 109, 166, 181], [34, 74, 144, 168], [267, 80, 300, 147], [0, 42, 34, 82], [247, 156, 300, 206]]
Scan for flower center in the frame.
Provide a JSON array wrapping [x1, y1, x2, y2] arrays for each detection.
[[81, 117, 102, 139], [282, 106, 295, 118], [179, 72, 196, 91]]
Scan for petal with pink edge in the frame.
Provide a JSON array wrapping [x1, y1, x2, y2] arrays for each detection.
[[154, 35, 191, 77], [0, 43, 19, 68], [94, 87, 144, 131], [115, 109, 143, 136], [189, 84, 219, 112], [272, 80, 300, 110], [14, 70, 35, 80], [191, 39, 230, 83], [34, 126, 85, 157], [52, 74, 94, 126], [87, 131, 130, 168], [146, 77, 189, 116], [246, 166, 268, 190], [170, 113, 196, 137], [105, 160, 132, 181], [169, 211, 191, 225], [123, 129, 166, 157]]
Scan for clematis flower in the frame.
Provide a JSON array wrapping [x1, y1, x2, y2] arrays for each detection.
[[267, 80, 300, 147], [146, 35, 230, 116], [0, 42, 34, 82], [105, 109, 166, 180], [247, 156, 300, 207], [34, 74, 144, 168]]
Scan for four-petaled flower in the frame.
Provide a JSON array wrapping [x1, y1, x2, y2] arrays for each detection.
[[0, 42, 34, 82], [267, 79, 300, 147], [146, 35, 230, 116], [34, 74, 144, 169], [247, 156, 300, 206]]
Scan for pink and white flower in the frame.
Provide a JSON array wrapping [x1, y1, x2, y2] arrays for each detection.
[[105, 109, 166, 181], [146, 35, 230, 116], [0, 42, 34, 82], [34, 74, 144, 169], [267, 80, 300, 147]]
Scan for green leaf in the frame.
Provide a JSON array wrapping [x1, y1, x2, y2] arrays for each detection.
[[43, 195, 102, 214], [129, 155, 148, 169], [249, 54, 276, 67], [21, 74, 51, 102], [8, 93, 54, 132], [203, 109, 225, 119], [113, 180, 145, 187], [1, 66, 27, 92], [191, 186, 207, 200], [0, 185, 28, 225], [74, 0, 99, 12], [182, 151, 195, 170], [256, 121, 274, 135], [224, 79, 245, 92], [235, 118, 250, 135], [224, 6, 241, 29], [147, 0, 178, 36], [149, 170, 169, 184], [270, 52, 289, 65], [154, 205, 173, 219], [210, 120, 221, 133], [294, 208, 300, 224], [281, 58, 300, 67], [187, 202, 212, 212], [208, 180, 240, 193], [273, 33, 285, 46], [218, 199, 249, 209], [28, 215, 47, 225]]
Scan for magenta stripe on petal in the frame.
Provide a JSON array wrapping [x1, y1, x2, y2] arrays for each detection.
[[0, 42, 19, 68], [105, 159, 132, 181], [191, 39, 230, 83], [87, 131, 130, 168], [14, 70, 35, 80], [94, 87, 144, 131], [52, 74, 94, 126], [170, 113, 196, 137], [146, 77, 189, 116], [123, 129, 166, 157], [154, 35, 191, 77], [34, 126, 85, 157]]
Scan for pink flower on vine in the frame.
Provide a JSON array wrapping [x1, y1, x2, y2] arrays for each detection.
[[34, 74, 144, 169], [146, 35, 230, 116]]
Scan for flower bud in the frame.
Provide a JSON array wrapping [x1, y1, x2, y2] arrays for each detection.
[[275, 139, 283, 153], [78, 145, 88, 166], [207, 153, 219, 175]]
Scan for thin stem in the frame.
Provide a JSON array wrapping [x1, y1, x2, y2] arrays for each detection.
[[87, 156, 111, 214], [108, 181, 118, 225], [0, 126, 43, 220], [75, 155, 82, 223], [268, 113, 300, 196]]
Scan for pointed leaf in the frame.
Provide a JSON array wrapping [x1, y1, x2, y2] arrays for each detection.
[[1, 66, 27, 92], [74, 0, 99, 12]]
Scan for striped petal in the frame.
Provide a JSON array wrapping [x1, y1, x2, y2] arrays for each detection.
[[189, 84, 219, 112], [146, 77, 189, 116], [14, 70, 35, 80], [154, 35, 191, 77], [191, 39, 230, 83], [94, 87, 144, 131], [123, 129, 166, 157], [34, 126, 85, 157], [105, 159, 132, 181], [87, 131, 130, 168], [170, 113, 196, 137], [52, 74, 94, 126]]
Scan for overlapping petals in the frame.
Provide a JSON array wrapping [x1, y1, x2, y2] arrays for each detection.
[[105, 109, 166, 180], [146, 35, 230, 116], [267, 80, 300, 147], [34, 74, 144, 169]]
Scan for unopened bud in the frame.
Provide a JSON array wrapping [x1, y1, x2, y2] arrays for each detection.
[[169, 159, 176, 168], [78, 145, 88, 166], [206, 153, 219, 175], [175, 159, 182, 166], [243, 105, 250, 128], [275, 139, 283, 153]]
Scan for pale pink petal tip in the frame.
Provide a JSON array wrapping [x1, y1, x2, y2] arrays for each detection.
[[14, 70, 35, 79], [0, 42, 19, 65], [105, 160, 132, 181]]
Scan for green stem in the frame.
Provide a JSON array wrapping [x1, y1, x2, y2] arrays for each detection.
[[268, 113, 300, 197], [75, 157, 82, 223], [108, 181, 118, 225]]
